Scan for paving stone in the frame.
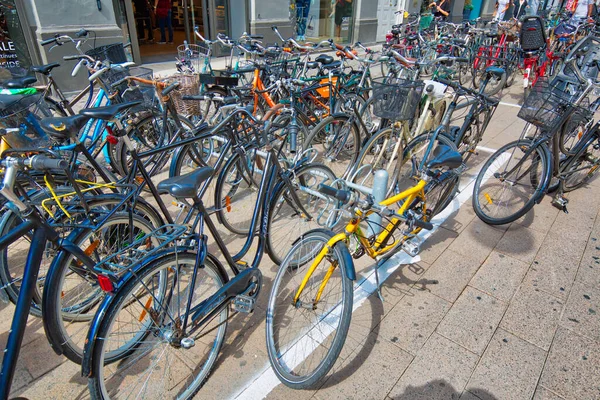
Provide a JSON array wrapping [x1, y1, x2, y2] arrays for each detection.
[[314, 333, 413, 400], [500, 283, 564, 350], [532, 385, 566, 400], [469, 251, 530, 302], [550, 208, 595, 242], [523, 232, 588, 300], [420, 249, 482, 303], [418, 227, 459, 265], [378, 288, 451, 355], [375, 261, 432, 315], [437, 286, 507, 355], [16, 359, 86, 399], [16, 335, 66, 381], [494, 224, 547, 264], [388, 333, 479, 399], [560, 280, 600, 342], [539, 327, 600, 400], [514, 195, 560, 233], [466, 329, 546, 400], [447, 219, 506, 264], [440, 203, 477, 234]]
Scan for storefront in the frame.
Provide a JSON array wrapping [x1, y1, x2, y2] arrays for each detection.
[[0, 0, 34, 81]]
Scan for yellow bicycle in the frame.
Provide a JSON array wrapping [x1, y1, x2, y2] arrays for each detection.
[[265, 143, 463, 389]]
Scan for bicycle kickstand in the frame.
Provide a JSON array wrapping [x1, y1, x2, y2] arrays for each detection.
[[374, 265, 384, 302]]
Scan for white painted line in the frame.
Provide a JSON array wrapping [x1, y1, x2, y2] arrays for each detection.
[[476, 145, 499, 154], [234, 151, 507, 400], [499, 101, 522, 108]]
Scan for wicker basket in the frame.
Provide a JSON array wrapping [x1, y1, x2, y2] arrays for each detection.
[[169, 74, 201, 116]]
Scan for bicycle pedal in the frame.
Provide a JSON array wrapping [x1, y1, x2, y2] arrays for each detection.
[[233, 294, 255, 313], [402, 236, 423, 257], [551, 196, 569, 214], [236, 260, 250, 270]]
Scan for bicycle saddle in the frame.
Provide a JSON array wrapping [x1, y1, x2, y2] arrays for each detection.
[[485, 66, 505, 78], [40, 114, 90, 141], [157, 166, 214, 199], [452, 38, 467, 46], [426, 145, 463, 170], [31, 62, 61, 75], [407, 34, 419, 41], [79, 101, 142, 121], [3, 76, 37, 89], [0, 93, 27, 109], [316, 54, 334, 65]]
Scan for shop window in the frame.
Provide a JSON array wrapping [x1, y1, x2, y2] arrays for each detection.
[[0, 0, 32, 81], [292, 0, 354, 44]]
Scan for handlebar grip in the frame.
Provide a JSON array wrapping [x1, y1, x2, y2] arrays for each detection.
[[75, 28, 89, 38], [30, 155, 68, 170], [413, 218, 433, 231], [454, 57, 469, 63], [41, 37, 57, 46], [63, 55, 83, 61], [182, 94, 205, 101], [161, 82, 180, 97], [318, 184, 351, 204], [436, 77, 456, 88], [72, 59, 84, 77]]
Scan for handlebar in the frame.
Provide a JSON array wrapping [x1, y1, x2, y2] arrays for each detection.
[[0, 154, 68, 170]]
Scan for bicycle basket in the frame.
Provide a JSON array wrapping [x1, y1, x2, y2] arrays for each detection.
[[85, 43, 128, 64], [371, 77, 424, 121], [517, 77, 582, 132], [102, 66, 156, 108], [176, 43, 210, 73], [520, 16, 546, 51], [169, 73, 201, 116], [0, 93, 55, 147]]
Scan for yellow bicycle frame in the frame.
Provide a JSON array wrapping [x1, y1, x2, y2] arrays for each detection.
[[293, 179, 427, 304]]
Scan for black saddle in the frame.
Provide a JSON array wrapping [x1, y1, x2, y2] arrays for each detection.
[[31, 62, 61, 75], [485, 66, 505, 78], [157, 167, 214, 199], [452, 38, 467, 46], [316, 54, 334, 65], [427, 145, 463, 170], [0, 93, 26, 109], [39, 114, 91, 141], [322, 61, 341, 70], [407, 34, 419, 42], [79, 101, 142, 121], [3, 76, 37, 89]]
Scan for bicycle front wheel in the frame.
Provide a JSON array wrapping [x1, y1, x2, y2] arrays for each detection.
[[473, 139, 550, 225], [562, 134, 600, 192], [88, 251, 228, 399], [266, 229, 353, 389]]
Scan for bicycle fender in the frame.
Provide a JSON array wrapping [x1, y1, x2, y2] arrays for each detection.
[[290, 228, 356, 281], [81, 293, 113, 377]]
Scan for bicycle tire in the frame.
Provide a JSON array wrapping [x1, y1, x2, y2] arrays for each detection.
[[266, 229, 353, 389], [88, 251, 228, 399], [350, 126, 406, 197], [561, 133, 600, 192], [473, 139, 550, 225], [43, 211, 157, 364], [472, 62, 507, 96], [214, 147, 262, 235], [559, 110, 593, 156], [302, 114, 361, 180], [266, 163, 338, 265]]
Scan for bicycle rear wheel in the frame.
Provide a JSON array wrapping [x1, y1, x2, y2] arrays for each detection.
[[473, 139, 549, 225], [88, 252, 228, 399], [266, 229, 353, 389], [562, 134, 600, 192]]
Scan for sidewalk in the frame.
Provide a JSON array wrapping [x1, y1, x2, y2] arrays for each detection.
[[1, 81, 599, 400]]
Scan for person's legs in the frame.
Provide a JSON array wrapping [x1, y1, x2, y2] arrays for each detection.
[[167, 10, 174, 42], [158, 16, 166, 43], [145, 16, 154, 40]]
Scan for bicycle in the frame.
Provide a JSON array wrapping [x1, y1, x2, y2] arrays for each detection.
[[82, 108, 328, 398], [472, 52, 599, 225], [266, 134, 464, 389]]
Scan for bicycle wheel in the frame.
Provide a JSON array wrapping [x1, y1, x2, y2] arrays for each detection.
[[562, 134, 600, 192], [266, 229, 353, 389], [88, 251, 228, 399], [43, 212, 157, 364], [303, 114, 361, 179], [266, 164, 339, 265], [358, 95, 389, 137], [350, 125, 406, 196], [559, 110, 593, 156], [214, 148, 263, 235], [473, 63, 507, 96], [473, 139, 550, 225]]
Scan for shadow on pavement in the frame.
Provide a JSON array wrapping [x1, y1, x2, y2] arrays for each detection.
[[393, 379, 499, 399]]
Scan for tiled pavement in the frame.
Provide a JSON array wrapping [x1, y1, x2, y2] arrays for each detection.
[[1, 82, 600, 400]]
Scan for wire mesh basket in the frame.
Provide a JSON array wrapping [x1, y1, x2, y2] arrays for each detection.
[[169, 74, 201, 116], [371, 77, 424, 121], [0, 93, 56, 147], [101, 66, 157, 109], [177, 43, 210, 73], [85, 43, 128, 64], [517, 78, 585, 132]]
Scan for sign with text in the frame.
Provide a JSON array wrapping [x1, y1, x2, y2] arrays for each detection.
[[0, 0, 31, 80]]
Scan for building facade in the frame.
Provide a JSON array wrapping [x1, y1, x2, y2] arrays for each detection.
[[6, 0, 496, 91]]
